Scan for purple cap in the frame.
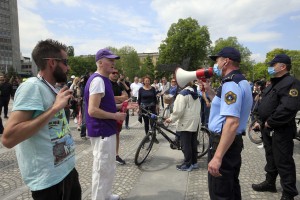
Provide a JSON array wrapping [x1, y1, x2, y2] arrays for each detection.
[[95, 49, 120, 62]]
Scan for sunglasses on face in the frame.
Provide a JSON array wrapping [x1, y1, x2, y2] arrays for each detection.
[[112, 72, 119, 75], [43, 58, 69, 66]]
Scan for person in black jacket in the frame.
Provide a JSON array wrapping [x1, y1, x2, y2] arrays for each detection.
[[118, 73, 131, 129], [110, 70, 128, 165], [252, 54, 300, 200], [138, 76, 158, 140], [0, 75, 13, 118]]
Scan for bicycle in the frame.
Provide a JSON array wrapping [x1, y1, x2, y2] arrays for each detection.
[[247, 112, 263, 144], [246, 96, 263, 144], [134, 107, 210, 166]]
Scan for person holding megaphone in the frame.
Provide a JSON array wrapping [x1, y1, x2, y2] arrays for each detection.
[[164, 81, 201, 171], [204, 47, 253, 200]]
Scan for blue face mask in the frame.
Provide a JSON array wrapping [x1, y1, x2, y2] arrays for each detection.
[[267, 66, 276, 75], [213, 64, 222, 77]]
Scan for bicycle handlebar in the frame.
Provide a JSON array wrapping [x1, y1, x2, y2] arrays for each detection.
[[139, 107, 166, 122]]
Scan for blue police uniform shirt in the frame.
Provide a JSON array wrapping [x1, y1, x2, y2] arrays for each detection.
[[208, 70, 252, 135]]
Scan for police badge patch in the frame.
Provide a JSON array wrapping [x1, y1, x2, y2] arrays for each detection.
[[225, 91, 237, 105], [289, 89, 298, 97]]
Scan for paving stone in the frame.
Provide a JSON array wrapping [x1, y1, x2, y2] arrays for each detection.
[[1, 101, 300, 199]]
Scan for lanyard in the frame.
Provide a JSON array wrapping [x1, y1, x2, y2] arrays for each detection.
[[37, 74, 58, 96]]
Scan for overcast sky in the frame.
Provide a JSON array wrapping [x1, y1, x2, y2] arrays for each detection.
[[18, 0, 300, 63]]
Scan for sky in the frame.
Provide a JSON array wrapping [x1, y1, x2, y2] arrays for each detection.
[[18, 0, 300, 63]]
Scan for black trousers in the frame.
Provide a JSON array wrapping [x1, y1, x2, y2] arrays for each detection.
[[31, 168, 81, 200], [179, 131, 198, 166], [0, 97, 10, 117], [208, 134, 243, 200], [141, 106, 156, 135], [80, 101, 86, 137], [125, 109, 129, 126], [262, 126, 298, 197]]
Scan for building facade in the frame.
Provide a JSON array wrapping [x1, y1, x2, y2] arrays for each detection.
[[0, 0, 21, 73], [138, 52, 159, 66]]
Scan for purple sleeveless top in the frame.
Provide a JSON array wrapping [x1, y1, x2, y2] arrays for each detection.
[[84, 73, 117, 137]]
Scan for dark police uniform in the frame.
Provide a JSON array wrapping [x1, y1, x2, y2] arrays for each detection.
[[256, 73, 300, 198], [208, 70, 252, 200]]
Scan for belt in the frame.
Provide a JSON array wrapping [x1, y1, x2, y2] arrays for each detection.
[[210, 131, 245, 136], [210, 132, 243, 143]]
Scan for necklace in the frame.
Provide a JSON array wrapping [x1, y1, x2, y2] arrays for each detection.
[[37, 74, 58, 96]]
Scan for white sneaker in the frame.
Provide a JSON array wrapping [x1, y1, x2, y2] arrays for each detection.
[[257, 144, 264, 149], [108, 194, 120, 200], [74, 118, 78, 124]]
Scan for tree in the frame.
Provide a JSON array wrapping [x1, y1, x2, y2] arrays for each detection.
[[252, 62, 268, 81], [67, 46, 75, 57], [139, 55, 156, 79], [211, 37, 254, 80], [113, 46, 140, 81], [68, 55, 96, 77], [158, 17, 211, 76]]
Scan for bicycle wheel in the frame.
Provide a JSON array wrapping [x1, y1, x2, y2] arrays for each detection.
[[134, 131, 155, 166], [197, 126, 210, 158], [247, 120, 262, 144]]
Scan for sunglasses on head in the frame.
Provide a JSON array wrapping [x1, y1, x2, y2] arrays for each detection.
[[43, 58, 69, 66]]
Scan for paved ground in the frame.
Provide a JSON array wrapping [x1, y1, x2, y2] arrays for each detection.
[[1, 101, 300, 200]]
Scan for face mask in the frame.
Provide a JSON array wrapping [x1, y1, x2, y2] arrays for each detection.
[[267, 66, 276, 76], [213, 63, 222, 77]]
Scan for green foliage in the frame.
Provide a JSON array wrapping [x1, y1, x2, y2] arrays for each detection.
[[68, 55, 96, 77], [252, 62, 268, 81], [109, 46, 140, 81], [211, 37, 254, 80], [158, 17, 211, 76], [139, 55, 156, 79], [67, 46, 74, 57]]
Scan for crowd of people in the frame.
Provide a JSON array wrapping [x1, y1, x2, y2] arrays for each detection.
[[0, 39, 299, 200]]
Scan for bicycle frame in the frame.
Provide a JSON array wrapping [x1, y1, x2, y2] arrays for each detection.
[[140, 107, 180, 149]]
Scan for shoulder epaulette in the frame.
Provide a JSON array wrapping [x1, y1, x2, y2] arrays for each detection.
[[223, 74, 236, 83]]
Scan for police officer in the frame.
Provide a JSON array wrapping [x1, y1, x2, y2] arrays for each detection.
[[252, 54, 300, 200], [205, 47, 252, 200]]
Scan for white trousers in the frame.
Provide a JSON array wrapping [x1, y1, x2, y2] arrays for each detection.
[[90, 135, 116, 200]]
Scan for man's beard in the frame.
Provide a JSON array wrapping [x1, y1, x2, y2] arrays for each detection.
[[53, 64, 67, 83]]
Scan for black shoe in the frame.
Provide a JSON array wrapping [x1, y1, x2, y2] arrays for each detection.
[[252, 180, 277, 193], [4, 116, 8, 119], [281, 194, 294, 200], [125, 126, 130, 130], [176, 163, 193, 171], [116, 155, 126, 165], [154, 138, 159, 144]]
